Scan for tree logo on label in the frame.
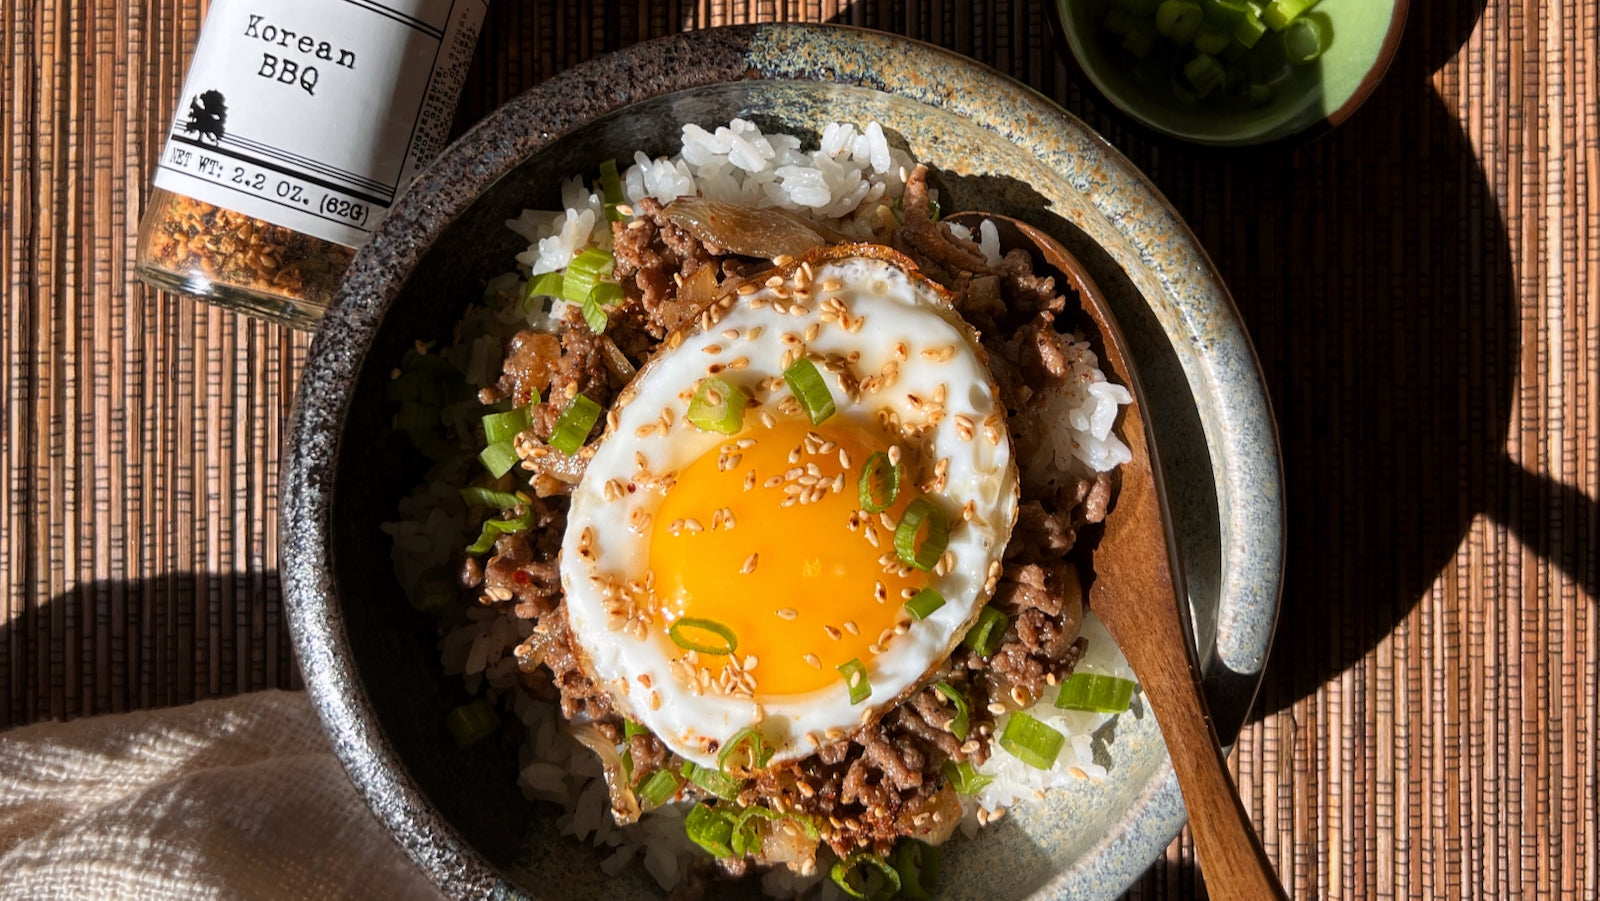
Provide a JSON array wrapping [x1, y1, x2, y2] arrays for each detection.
[[182, 90, 228, 144]]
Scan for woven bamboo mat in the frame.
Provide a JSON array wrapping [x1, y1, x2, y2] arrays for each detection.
[[3, 1, 1596, 898]]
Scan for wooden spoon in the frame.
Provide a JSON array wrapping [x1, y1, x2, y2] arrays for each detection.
[[947, 213, 1289, 901]]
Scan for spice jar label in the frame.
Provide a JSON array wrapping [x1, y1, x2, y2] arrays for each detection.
[[152, 0, 487, 248]]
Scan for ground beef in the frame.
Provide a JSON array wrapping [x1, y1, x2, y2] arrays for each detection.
[[611, 196, 723, 338], [467, 168, 1124, 869], [525, 313, 612, 441]]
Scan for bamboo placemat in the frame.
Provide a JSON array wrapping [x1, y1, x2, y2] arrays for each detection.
[[3, 1, 1596, 898]]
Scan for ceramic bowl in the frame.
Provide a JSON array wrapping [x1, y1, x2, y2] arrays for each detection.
[[1051, 0, 1408, 146], [282, 23, 1285, 901]]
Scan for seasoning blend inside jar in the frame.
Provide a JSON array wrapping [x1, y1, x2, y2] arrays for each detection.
[[136, 0, 488, 328]]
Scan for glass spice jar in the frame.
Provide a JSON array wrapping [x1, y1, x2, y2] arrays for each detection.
[[135, 0, 488, 329]]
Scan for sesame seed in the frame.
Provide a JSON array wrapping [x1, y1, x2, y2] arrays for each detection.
[[987, 702, 1008, 715], [848, 670, 863, 688], [900, 586, 919, 600], [744, 471, 756, 491], [766, 275, 785, 288], [824, 625, 842, 640], [804, 322, 821, 342], [839, 448, 852, 469], [843, 620, 860, 635], [650, 691, 662, 710], [874, 582, 887, 603], [683, 518, 704, 533], [722, 328, 739, 340], [804, 653, 822, 669], [777, 608, 799, 620], [741, 553, 760, 574], [878, 511, 895, 531], [887, 445, 902, 465]]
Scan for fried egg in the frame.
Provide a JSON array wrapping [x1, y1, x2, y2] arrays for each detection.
[[559, 245, 1018, 769]]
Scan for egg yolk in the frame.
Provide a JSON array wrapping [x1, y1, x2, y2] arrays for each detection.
[[649, 417, 925, 697]]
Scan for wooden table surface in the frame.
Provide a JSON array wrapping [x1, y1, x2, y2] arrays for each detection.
[[3, 1, 1596, 898]]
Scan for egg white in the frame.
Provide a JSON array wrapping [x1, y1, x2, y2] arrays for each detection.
[[559, 248, 1018, 769]]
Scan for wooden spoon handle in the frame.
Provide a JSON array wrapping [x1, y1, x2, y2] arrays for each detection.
[[1092, 425, 1288, 899], [1128, 610, 1290, 901]]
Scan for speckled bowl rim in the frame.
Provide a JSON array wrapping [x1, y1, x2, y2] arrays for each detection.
[[283, 22, 1285, 901]]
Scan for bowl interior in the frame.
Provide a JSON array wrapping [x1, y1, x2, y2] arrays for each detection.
[[1056, 0, 1403, 145], [291, 25, 1283, 901]]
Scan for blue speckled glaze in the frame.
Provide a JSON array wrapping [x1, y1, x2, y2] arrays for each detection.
[[282, 23, 1285, 901]]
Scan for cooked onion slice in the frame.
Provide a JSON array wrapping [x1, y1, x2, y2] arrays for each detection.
[[661, 197, 827, 261]]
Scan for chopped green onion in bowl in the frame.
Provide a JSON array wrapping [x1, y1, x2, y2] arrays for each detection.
[[548, 394, 601, 455], [444, 698, 501, 748], [998, 711, 1067, 770], [782, 357, 836, 424]]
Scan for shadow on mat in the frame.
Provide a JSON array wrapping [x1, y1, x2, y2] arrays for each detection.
[[1, 571, 299, 730], [1113, 0, 1596, 714]]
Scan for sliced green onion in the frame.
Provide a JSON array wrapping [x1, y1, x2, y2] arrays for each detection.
[[599, 158, 626, 221], [464, 504, 534, 555], [998, 712, 1066, 770], [1055, 672, 1139, 713], [1281, 15, 1328, 64], [560, 247, 615, 302], [668, 617, 738, 655], [904, 587, 945, 621], [932, 681, 971, 741], [1262, 0, 1320, 30], [831, 851, 902, 901], [729, 805, 819, 857], [940, 759, 994, 796], [927, 198, 941, 222], [857, 451, 900, 513], [588, 280, 625, 307], [638, 769, 681, 807], [581, 293, 609, 333], [686, 376, 749, 434], [718, 726, 775, 774], [410, 566, 457, 613], [892, 839, 941, 901], [1231, 8, 1268, 47], [459, 486, 522, 510], [1103, 7, 1138, 35], [405, 425, 459, 462], [395, 400, 440, 431], [523, 271, 565, 305], [445, 698, 500, 748], [1121, 18, 1156, 57], [893, 498, 949, 571], [1247, 82, 1276, 106], [623, 718, 648, 741], [681, 761, 742, 800], [782, 357, 835, 425], [548, 394, 601, 455], [478, 440, 520, 479], [837, 658, 871, 704], [961, 606, 1009, 658], [1183, 53, 1227, 98], [482, 407, 530, 445], [730, 806, 769, 857], [685, 803, 737, 857], [1154, 0, 1202, 43], [1193, 21, 1231, 54]]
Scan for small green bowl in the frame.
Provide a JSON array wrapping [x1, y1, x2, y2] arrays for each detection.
[[1052, 0, 1407, 146]]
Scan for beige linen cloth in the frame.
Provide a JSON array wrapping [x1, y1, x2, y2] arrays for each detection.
[[0, 690, 444, 900]]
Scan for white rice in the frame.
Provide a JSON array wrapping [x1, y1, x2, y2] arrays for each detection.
[[387, 118, 1138, 897]]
